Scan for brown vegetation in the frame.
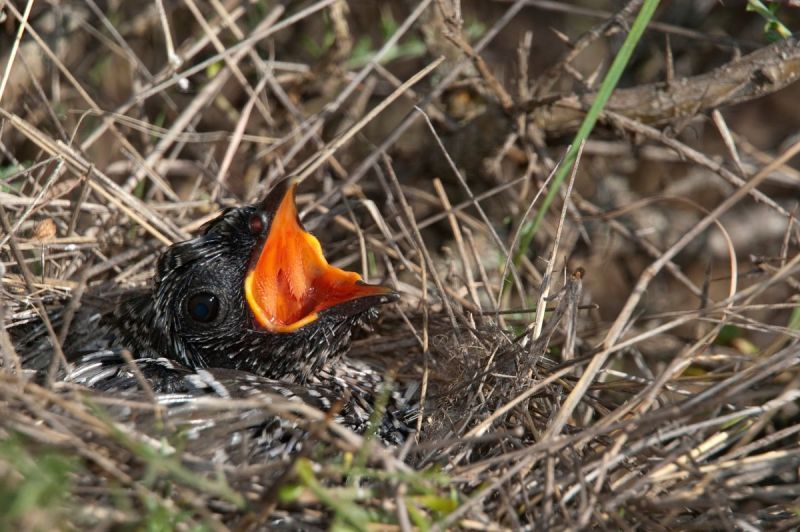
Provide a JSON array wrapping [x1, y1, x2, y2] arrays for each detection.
[[2, 0, 800, 529]]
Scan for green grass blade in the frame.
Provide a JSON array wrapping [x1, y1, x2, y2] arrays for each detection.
[[512, 0, 661, 268]]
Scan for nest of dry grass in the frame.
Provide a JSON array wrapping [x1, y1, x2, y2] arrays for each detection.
[[2, 1, 800, 530]]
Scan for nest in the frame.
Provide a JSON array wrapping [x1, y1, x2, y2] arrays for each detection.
[[2, 1, 800, 529]]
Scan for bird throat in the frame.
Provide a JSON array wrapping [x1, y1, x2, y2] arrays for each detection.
[[244, 184, 390, 333]]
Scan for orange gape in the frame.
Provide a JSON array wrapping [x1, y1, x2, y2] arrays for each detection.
[[244, 184, 390, 333]]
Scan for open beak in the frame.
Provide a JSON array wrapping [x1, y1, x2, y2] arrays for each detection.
[[244, 179, 397, 333]]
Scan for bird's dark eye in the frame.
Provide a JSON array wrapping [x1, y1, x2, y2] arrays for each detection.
[[249, 213, 265, 235], [187, 292, 219, 323]]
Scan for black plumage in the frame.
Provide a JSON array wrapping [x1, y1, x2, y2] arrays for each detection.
[[107, 179, 397, 382], [18, 178, 413, 452], [69, 352, 415, 455]]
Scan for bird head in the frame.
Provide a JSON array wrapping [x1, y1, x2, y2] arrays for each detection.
[[120, 179, 397, 382]]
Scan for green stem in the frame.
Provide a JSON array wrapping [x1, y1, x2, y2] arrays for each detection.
[[511, 0, 662, 270]]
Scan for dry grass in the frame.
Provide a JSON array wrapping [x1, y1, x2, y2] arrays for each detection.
[[2, 0, 800, 529]]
